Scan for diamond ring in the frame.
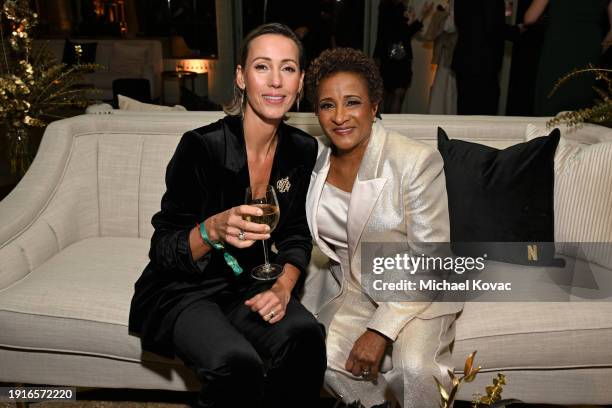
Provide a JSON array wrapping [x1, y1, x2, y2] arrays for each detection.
[[238, 230, 246, 241], [361, 369, 370, 377]]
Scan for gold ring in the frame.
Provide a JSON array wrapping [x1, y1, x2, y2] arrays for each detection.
[[267, 310, 276, 319]]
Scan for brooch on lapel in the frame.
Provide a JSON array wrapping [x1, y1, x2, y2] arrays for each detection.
[[276, 177, 291, 193]]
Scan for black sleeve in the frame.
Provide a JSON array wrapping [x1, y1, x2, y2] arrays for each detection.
[[148, 130, 211, 276]]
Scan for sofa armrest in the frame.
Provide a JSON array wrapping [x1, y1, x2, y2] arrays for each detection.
[[0, 121, 73, 289]]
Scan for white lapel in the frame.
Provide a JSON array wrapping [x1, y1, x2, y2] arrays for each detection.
[[347, 178, 387, 261], [306, 145, 340, 263], [347, 122, 388, 261]]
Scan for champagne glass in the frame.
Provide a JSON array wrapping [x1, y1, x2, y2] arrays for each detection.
[[244, 184, 283, 280]]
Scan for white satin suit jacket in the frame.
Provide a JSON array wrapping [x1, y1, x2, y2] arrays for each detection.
[[302, 122, 463, 341]]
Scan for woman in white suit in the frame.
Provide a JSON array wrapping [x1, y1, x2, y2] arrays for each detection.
[[302, 48, 463, 408]]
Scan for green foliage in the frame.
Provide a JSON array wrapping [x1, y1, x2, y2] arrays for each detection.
[[0, 0, 101, 129]]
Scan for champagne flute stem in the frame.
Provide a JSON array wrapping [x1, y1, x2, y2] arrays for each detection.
[[262, 239, 270, 267]]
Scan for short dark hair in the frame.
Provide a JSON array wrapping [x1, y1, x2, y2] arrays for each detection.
[[305, 47, 383, 111], [224, 23, 305, 116]]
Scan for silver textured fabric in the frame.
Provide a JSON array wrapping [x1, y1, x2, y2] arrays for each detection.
[[323, 279, 457, 408], [305, 122, 463, 339], [306, 123, 462, 407]]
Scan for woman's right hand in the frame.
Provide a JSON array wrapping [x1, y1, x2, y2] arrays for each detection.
[[205, 205, 271, 248]]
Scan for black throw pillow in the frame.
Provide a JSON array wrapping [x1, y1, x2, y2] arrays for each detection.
[[437, 127, 560, 265], [62, 40, 97, 65]]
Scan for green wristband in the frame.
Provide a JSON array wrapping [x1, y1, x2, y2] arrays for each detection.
[[199, 222, 243, 276]]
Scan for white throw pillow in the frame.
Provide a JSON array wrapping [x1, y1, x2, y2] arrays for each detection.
[[525, 124, 612, 268], [85, 102, 113, 114], [118, 94, 186, 111], [109, 43, 148, 76], [525, 124, 587, 175]]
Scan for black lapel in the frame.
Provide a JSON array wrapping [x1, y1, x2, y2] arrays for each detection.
[[223, 115, 247, 174], [221, 117, 301, 211], [270, 122, 302, 229], [270, 122, 295, 193], [222, 115, 250, 207]]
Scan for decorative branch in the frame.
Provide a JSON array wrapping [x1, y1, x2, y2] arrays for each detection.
[[1, 0, 101, 175], [547, 65, 612, 128], [435, 352, 521, 408], [0, 0, 101, 129]]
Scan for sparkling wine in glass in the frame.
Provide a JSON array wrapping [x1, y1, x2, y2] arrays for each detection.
[[245, 184, 283, 280]]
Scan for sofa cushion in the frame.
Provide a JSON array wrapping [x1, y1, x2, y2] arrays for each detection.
[[109, 43, 148, 76], [525, 124, 588, 174], [454, 290, 612, 371], [0, 237, 152, 362], [94, 42, 113, 68], [437, 127, 560, 264], [118, 94, 187, 111], [526, 125, 612, 269]]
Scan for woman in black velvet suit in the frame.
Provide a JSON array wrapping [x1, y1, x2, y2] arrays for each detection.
[[128, 23, 325, 408]]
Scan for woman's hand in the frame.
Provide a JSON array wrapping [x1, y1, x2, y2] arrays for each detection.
[[345, 330, 390, 379], [205, 205, 270, 248], [245, 279, 291, 324]]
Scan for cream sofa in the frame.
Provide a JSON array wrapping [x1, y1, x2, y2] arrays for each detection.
[[0, 112, 611, 405], [33, 39, 163, 101]]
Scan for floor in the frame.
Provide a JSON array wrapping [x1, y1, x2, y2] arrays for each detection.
[[0, 387, 607, 408]]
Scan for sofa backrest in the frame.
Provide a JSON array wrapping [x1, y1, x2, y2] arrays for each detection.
[[32, 39, 164, 99], [3, 112, 611, 250]]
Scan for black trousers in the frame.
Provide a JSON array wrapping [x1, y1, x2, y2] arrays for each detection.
[[456, 72, 500, 115], [173, 290, 326, 408]]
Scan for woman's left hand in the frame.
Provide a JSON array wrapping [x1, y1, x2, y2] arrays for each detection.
[[245, 281, 291, 324], [345, 330, 390, 379]]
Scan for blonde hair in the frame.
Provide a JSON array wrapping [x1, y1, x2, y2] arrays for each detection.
[[223, 23, 305, 116]]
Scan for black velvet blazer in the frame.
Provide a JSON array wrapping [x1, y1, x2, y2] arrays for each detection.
[[128, 115, 317, 357]]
